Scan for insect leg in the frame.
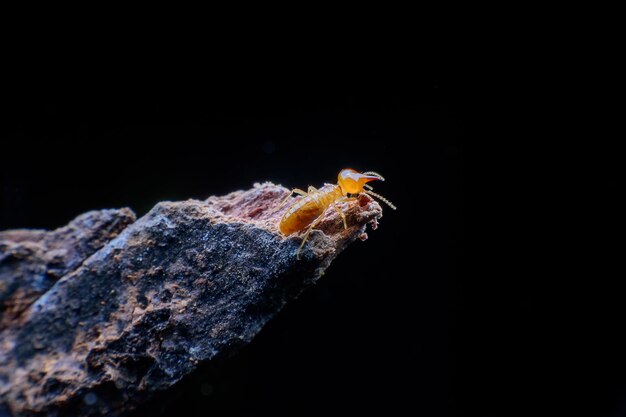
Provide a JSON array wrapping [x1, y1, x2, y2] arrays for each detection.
[[275, 188, 308, 212], [336, 196, 358, 203], [332, 203, 348, 229], [307, 186, 318, 193], [296, 214, 325, 260]]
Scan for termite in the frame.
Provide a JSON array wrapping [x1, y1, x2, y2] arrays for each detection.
[[278, 168, 396, 259]]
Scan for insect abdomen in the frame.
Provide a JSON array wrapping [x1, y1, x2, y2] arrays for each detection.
[[279, 197, 324, 235], [278, 185, 341, 235]]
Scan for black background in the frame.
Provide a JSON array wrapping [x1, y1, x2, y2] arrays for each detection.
[[1, 72, 622, 416]]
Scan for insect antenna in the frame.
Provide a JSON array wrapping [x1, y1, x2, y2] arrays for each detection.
[[363, 184, 374, 190], [362, 171, 385, 181], [363, 190, 397, 210]]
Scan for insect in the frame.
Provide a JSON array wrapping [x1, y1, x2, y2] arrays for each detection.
[[278, 168, 396, 259]]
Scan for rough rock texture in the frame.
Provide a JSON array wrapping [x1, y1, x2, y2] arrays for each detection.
[[0, 183, 382, 417], [0, 209, 136, 330]]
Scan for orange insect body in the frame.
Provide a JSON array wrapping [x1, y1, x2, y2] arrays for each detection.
[[279, 184, 342, 235], [278, 169, 396, 258]]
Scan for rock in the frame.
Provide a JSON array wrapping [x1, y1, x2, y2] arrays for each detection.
[[0, 183, 382, 416], [0, 209, 136, 330]]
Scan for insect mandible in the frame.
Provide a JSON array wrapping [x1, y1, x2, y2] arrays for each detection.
[[277, 168, 396, 259]]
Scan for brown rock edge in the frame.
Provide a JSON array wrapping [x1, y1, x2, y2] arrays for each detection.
[[0, 183, 382, 417]]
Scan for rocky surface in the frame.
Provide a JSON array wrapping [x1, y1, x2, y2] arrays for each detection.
[[0, 209, 136, 330], [0, 183, 382, 417]]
